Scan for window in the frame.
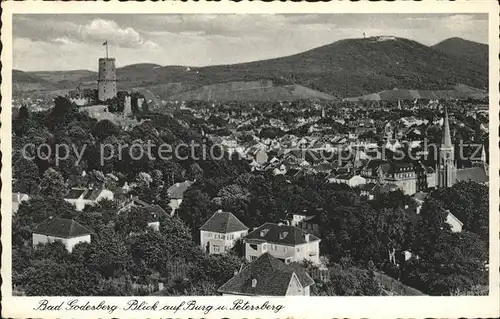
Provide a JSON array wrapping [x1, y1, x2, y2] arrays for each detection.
[[208, 233, 212, 238], [213, 245, 220, 253], [250, 255, 257, 261], [297, 248, 300, 252], [283, 247, 287, 252]]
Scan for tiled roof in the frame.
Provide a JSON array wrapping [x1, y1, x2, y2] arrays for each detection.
[[413, 191, 428, 202], [333, 173, 354, 180], [378, 183, 399, 193], [303, 215, 320, 223], [83, 188, 103, 200], [65, 188, 86, 200], [456, 167, 488, 183], [199, 210, 248, 233], [361, 183, 378, 191], [364, 159, 389, 170], [12, 193, 29, 203], [167, 181, 194, 199], [148, 205, 170, 221], [217, 253, 314, 296], [388, 162, 415, 174], [244, 223, 320, 246], [33, 217, 91, 238]]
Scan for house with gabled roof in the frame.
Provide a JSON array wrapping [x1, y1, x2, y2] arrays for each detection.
[[12, 192, 29, 214], [218, 253, 314, 296], [200, 210, 249, 254], [167, 180, 195, 213], [32, 217, 92, 252], [118, 197, 169, 231], [291, 213, 320, 236], [244, 223, 321, 264]]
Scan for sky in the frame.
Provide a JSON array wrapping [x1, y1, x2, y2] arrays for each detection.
[[13, 13, 488, 71]]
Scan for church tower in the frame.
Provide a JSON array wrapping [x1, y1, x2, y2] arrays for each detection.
[[438, 107, 456, 188], [97, 41, 117, 101]]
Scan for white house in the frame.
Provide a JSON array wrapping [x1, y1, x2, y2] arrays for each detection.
[[32, 217, 91, 252], [218, 253, 314, 296], [445, 210, 463, 233], [12, 192, 30, 214], [291, 213, 320, 236], [243, 223, 321, 264], [199, 210, 249, 254], [64, 187, 114, 211], [167, 180, 194, 214], [326, 174, 367, 188]]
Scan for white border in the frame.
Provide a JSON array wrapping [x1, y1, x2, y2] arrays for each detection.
[[1, 1, 499, 318]]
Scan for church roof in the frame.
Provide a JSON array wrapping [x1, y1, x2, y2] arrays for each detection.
[[456, 167, 488, 183]]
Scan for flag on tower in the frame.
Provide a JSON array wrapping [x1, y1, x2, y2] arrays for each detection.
[[103, 40, 108, 46]]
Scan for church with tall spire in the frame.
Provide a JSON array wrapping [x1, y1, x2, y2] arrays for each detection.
[[437, 107, 457, 188]]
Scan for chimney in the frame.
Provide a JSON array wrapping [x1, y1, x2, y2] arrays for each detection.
[[251, 279, 257, 288], [305, 234, 310, 242], [234, 269, 238, 276]]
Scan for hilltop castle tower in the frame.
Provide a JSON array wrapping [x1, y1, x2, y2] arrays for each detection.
[[437, 107, 457, 188], [97, 41, 117, 101]]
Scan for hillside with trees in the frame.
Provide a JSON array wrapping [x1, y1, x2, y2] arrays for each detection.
[[13, 37, 488, 100], [432, 37, 488, 69]]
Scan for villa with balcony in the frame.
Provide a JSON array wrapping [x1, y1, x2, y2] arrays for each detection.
[[243, 223, 321, 264]]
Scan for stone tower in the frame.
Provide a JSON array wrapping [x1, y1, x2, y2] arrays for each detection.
[[98, 57, 117, 101], [124, 96, 132, 116], [438, 107, 456, 188]]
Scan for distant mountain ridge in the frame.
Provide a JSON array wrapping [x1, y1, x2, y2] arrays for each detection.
[[13, 36, 488, 100], [431, 37, 488, 68]]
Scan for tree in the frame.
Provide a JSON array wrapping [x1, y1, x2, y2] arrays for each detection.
[[33, 241, 70, 263], [40, 168, 66, 198], [87, 228, 129, 278], [430, 181, 488, 241], [92, 120, 119, 140], [20, 260, 104, 296], [12, 157, 40, 194], [16, 196, 77, 226], [115, 207, 151, 236], [177, 188, 213, 241], [128, 231, 169, 272], [160, 216, 192, 241], [190, 253, 242, 287], [312, 265, 383, 296]]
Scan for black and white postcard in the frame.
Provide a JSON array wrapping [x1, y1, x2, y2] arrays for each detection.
[[1, 1, 499, 318]]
